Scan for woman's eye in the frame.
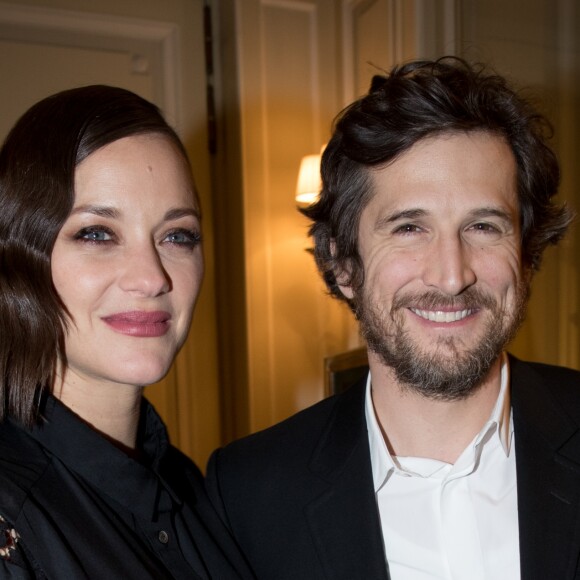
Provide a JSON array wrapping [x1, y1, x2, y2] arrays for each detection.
[[164, 229, 202, 248], [74, 226, 114, 243]]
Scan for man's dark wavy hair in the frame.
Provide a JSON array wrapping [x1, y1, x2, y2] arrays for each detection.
[[302, 56, 574, 311], [0, 85, 190, 426]]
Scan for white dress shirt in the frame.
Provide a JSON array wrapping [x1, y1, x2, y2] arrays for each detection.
[[366, 352, 520, 579]]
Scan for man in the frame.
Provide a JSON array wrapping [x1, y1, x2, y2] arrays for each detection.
[[206, 58, 580, 579]]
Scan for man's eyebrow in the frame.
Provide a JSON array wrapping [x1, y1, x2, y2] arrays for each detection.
[[374, 206, 515, 230], [375, 208, 427, 229], [468, 207, 514, 222]]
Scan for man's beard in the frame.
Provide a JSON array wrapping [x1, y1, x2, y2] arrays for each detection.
[[356, 284, 529, 401]]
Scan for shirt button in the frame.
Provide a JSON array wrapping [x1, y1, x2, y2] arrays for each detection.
[[158, 530, 169, 544]]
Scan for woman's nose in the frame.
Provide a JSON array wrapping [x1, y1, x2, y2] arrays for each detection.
[[118, 243, 171, 296]]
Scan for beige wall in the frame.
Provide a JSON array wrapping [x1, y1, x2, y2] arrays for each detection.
[[215, 0, 360, 439]]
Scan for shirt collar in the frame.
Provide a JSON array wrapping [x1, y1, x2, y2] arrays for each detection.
[[481, 351, 512, 456], [23, 395, 181, 519], [365, 352, 513, 492]]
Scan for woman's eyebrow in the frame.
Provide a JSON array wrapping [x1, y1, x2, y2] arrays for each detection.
[[164, 207, 201, 221], [68, 206, 201, 221], [69, 205, 119, 219]]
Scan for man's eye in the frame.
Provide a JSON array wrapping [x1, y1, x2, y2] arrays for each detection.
[[74, 226, 114, 243], [164, 229, 202, 248], [393, 224, 421, 234], [470, 222, 500, 233]]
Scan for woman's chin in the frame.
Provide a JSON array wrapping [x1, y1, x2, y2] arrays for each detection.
[[110, 359, 173, 389]]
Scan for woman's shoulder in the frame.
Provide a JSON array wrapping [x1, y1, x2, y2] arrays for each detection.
[[0, 422, 49, 579], [0, 420, 49, 522]]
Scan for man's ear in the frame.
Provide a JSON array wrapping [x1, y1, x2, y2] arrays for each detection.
[[330, 239, 354, 300]]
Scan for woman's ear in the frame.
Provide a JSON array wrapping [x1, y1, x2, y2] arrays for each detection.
[[330, 239, 354, 300]]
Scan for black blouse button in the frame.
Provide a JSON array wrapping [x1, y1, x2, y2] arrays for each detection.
[[158, 530, 169, 544]]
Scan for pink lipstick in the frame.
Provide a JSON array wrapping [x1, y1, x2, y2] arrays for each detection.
[[102, 311, 171, 337]]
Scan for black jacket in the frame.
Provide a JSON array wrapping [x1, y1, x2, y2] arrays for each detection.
[[0, 395, 252, 579], [207, 356, 580, 579]]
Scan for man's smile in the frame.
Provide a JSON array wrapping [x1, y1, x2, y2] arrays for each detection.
[[409, 308, 475, 323]]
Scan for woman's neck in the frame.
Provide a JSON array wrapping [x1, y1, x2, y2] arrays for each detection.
[[52, 371, 143, 450]]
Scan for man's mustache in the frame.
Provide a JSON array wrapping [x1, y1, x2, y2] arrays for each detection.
[[391, 288, 497, 313]]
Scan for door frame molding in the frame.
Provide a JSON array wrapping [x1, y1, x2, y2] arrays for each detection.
[[0, 1, 180, 127]]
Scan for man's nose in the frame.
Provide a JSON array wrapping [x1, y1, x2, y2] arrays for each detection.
[[421, 235, 476, 295]]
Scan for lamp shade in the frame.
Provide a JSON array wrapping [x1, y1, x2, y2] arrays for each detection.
[[295, 153, 322, 206]]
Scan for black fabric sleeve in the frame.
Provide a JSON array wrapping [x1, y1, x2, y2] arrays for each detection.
[[0, 515, 46, 579]]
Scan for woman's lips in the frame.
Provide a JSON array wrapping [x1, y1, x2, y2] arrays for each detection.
[[101, 311, 171, 337]]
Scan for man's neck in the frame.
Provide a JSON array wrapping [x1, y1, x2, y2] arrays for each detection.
[[369, 354, 503, 464]]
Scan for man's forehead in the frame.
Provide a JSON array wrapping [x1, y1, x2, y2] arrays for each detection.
[[359, 131, 520, 222]]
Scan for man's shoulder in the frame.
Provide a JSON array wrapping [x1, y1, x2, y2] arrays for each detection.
[[510, 356, 580, 388], [212, 381, 367, 475], [512, 356, 580, 380], [510, 356, 580, 420]]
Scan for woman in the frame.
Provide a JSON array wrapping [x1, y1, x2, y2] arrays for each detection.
[[0, 86, 252, 578]]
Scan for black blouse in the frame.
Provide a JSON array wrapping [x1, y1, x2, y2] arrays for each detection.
[[0, 396, 253, 579]]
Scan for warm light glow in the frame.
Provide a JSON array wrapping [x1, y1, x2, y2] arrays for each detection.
[[295, 153, 322, 206]]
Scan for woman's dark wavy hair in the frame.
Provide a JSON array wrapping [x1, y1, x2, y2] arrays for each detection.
[[302, 56, 574, 311], [0, 85, 189, 425]]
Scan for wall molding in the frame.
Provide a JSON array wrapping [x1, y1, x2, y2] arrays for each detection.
[[0, 1, 180, 127]]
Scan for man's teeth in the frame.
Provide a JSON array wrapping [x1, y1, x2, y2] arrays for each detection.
[[410, 308, 473, 322]]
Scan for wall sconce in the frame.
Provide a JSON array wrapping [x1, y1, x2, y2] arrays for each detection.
[[295, 153, 322, 206]]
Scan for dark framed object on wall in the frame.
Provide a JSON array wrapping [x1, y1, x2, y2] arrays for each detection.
[[324, 347, 369, 397]]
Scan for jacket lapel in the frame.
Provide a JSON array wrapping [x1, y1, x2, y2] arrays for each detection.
[[305, 381, 390, 580], [511, 357, 580, 580], [302, 357, 580, 579]]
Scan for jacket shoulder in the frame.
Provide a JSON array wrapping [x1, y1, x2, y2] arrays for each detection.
[[0, 421, 48, 523], [510, 356, 580, 423], [510, 357, 580, 438], [216, 381, 365, 469], [513, 357, 580, 381]]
